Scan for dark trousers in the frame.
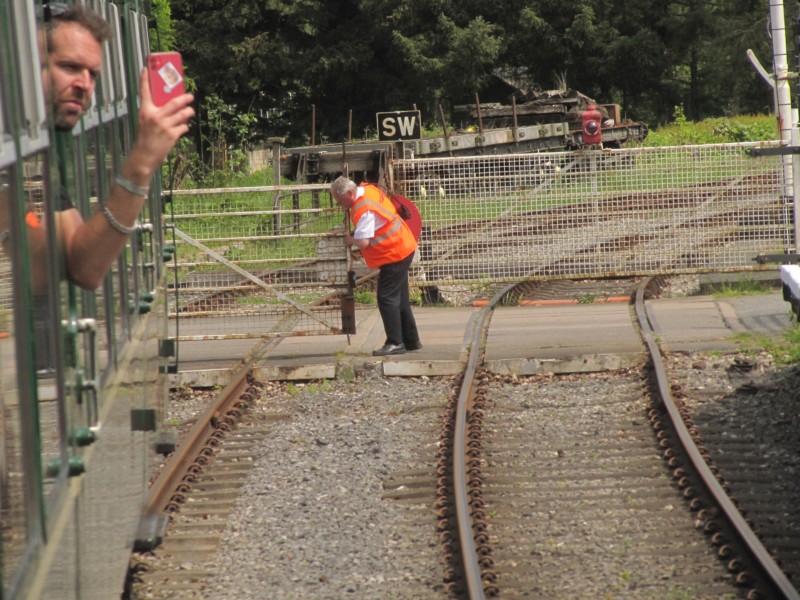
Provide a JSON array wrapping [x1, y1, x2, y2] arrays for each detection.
[[377, 251, 420, 347]]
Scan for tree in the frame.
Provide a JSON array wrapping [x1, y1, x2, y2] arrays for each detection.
[[166, 0, 782, 146]]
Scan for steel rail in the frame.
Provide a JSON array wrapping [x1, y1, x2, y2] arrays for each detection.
[[138, 367, 253, 548], [635, 277, 800, 600], [453, 282, 518, 599]]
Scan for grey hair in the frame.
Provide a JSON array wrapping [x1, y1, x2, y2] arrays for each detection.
[[330, 176, 356, 199]]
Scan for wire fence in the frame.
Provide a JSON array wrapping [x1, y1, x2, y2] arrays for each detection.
[[166, 142, 791, 340], [166, 183, 349, 340], [395, 142, 790, 284]]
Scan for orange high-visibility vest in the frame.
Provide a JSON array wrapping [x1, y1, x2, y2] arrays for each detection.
[[350, 184, 417, 268]]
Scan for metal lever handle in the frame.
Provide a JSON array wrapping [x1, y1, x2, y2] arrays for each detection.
[[76, 318, 99, 427]]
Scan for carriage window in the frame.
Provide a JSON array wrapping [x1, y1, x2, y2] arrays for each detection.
[[12, 1, 48, 153]]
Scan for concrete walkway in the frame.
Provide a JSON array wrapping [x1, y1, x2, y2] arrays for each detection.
[[171, 292, 793, 386]]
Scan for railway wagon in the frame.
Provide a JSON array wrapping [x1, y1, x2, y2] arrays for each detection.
[[0, 1, 174, 598], [279, 87, 648, 184]]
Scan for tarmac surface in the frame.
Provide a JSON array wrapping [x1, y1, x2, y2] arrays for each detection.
[[171, 278, 794, 387]]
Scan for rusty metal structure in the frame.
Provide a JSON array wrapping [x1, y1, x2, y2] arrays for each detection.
[[279, 88, 647, 185]]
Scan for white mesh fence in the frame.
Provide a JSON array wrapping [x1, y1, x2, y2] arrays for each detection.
[[393, 142, 791, 286], [166, 183, 349, 340]]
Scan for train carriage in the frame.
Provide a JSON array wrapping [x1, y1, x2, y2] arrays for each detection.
[[0, 1, 173, 598]]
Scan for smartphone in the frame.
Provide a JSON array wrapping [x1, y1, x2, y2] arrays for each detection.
[[147, 52, 185, 106]]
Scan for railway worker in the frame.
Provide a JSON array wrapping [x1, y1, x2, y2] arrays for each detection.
[[330, 176, 422, 356], [5, 3, 194, 294]]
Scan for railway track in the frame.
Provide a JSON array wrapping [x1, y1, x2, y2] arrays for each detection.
[[438, 278, 800, 599], [126, 276, 800, 599]]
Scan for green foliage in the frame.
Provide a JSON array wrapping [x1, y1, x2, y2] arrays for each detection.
[[355, 290, 376, 305], [645, 108, 777, 146], [339, 364, 355, 383], [168, 94, 259, 188], [711, 277, 778, 298], [286, 380, 331, 396], [149, 0, 176, 51], [782, 326, 800, 363], [732, 325, 800, 365]]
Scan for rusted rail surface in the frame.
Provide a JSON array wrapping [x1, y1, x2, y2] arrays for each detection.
[[136, 368, 262, 550], [132, 274, 800, 598]]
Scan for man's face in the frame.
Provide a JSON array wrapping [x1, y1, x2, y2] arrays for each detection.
[[334, 189, 355, 208], [43, 22, 102, 131]]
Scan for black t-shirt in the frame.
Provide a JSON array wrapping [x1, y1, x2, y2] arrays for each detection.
[[58, 185, 74, 210]]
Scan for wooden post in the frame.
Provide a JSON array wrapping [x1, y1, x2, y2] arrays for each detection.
[[269, 137, 285, 235], [438, 104, 452, 156], [348, 109, 352, 142], [311, 104, 316, 146], [475, 92, 484, 134], [512, 96, 519, 144]]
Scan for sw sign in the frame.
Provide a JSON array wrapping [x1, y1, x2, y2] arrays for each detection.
[[377, 110, 422, 141]]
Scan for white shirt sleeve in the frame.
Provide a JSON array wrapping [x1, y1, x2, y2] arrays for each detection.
[[353, 210, 388, 240]]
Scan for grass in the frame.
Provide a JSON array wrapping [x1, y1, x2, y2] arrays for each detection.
[[355, 290, 376, 305], [731, 323, 800, 364], [170, 111, 783, 294], [644, 109, 777, 147], [403, 143, 776, 226], [170, 166, 340, 265], [711, 277, 779, 298], [338, 364, 355, 382], [234, 289, 328, 305], [708, 273, 800, 363], [285, 379, 332, 397]]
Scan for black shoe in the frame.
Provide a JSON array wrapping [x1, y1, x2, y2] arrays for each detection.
[[405, 342, 423, 351], [373, 343, 406, 356]]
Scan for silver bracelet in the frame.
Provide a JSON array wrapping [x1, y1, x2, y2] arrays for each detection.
[[114, 174, 149, 197], [99, 201, 135, 235]]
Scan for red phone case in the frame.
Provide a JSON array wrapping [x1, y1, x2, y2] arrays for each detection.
[[147, 52, 184, 106]]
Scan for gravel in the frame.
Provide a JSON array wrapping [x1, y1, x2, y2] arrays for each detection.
[[200, 366, 453, 600]]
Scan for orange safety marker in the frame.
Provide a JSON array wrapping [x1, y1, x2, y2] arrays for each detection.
[[26, 211, 41, 228]]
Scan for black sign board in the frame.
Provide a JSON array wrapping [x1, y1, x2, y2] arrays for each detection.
[[376, 110, 422, 141]]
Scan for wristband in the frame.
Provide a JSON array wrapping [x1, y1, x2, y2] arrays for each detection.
[[99, 201, 135, 235], [114, 174, 149, 197]]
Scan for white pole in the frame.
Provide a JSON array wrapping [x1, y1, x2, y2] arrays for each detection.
[[768, 0, 797, 250], [769, 0, 792, 144], [793, 111, 800, 252]]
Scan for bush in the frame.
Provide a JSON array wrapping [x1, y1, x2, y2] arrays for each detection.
[[645, 106, 778, 146]]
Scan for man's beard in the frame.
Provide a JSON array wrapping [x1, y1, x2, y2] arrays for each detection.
[[54, 107, 82, 131], [52, 92, 87, 131]]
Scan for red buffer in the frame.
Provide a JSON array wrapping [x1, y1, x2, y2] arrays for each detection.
[[580, 103, 603, 145]]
